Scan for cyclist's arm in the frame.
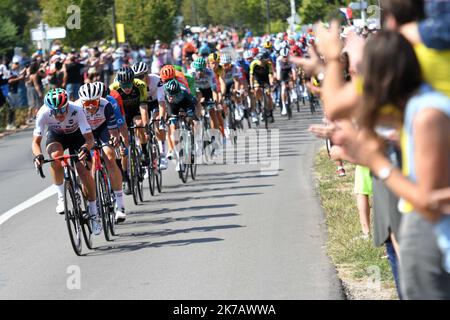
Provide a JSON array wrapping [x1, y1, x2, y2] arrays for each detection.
[[219, 74, 227, 96], [81, 131, 95, 151], [32, 135, 43, 158]]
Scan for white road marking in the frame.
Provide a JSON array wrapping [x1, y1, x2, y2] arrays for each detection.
[[0, 186, 56, 226]]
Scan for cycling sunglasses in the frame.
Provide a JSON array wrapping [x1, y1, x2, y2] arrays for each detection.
[[50, 104, 68, 116], [120, 82, 133, 89], [82, 99, 100, 110]]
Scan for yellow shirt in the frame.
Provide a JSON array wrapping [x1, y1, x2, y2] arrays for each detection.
[[414, 44, 450, 98]]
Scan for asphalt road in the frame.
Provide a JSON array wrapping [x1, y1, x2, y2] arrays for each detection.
[[0, 105, 343, 299]]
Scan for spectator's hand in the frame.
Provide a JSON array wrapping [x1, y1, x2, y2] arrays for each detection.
[[343, 31, 365, 74], [289, 47, 323, 76], [316, 20, 342, 61], [309, 123, 337, 140], [330, 121, 384, 167]]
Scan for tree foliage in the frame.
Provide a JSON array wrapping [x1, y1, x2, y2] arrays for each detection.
[[40, 0, 112, 48], [116, 0, 178, 45]]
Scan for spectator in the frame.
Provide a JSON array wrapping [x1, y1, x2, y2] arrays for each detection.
[[25, 61, 45, 124], [63, 54, 84, 100]]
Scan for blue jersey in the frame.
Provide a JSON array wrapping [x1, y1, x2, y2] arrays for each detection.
[[106, 95, 125, 128]]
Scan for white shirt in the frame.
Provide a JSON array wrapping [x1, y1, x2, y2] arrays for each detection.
[[33, 102, 92, 136]]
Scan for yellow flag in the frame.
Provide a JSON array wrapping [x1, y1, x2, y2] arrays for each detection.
[[116, 24, 125, 43]]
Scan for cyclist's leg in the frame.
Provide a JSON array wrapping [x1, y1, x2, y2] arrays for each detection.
[[46, 132, 66, 213]]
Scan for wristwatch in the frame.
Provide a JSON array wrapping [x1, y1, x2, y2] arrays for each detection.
[[377, 165, 394, 181], [317, 72, 325, 81]]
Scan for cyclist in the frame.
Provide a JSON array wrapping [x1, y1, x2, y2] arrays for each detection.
[[109, 67, 149, 195], [219, 53, 243, 137], [132, 62, 168, 170], [189, 57, 222, 157], [32, 88, 102, 235], [249, 50, 275, 123], [96, 82, 131, 196], [163, 79, 197, 167], [276, 47, 297, 116], [76, 83, 127, 223], [160, 64, 191, 93]]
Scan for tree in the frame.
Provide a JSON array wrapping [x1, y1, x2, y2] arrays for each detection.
[[300, 0, 331, 25], [116, 0, 178, 45], [0, 16, 18, 56], [40, 0, 112, 48]]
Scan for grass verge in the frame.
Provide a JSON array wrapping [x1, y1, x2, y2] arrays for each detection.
[[314, 147, 397, 300]]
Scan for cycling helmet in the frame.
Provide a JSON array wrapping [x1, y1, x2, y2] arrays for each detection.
[[251, 47, 259, 57], [116, 66, 135, 84], [263, 40, 273, 50], [95, 81, 110, 98], [280, 48, 290, 57], [220, 54, 232, 65], [164, 79, 181, 95], [44, 88, 69, 111], [243, 50, 253, 60], [192, 57, 207, 71], [208, 52, 220, 63], [132, 61, 149, 77], [290, 45, 302, 57], [160, 65, 176, 81], [79, 83, 101, 101], [199, 45, 211, 57], [257, 50, 270, 61]]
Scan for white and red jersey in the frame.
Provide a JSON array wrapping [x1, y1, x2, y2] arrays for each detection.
[[74, 98, 117, 131]]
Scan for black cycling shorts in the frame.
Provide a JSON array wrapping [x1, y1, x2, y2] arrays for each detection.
[[197, 88, 213, 104], [92, 122, 111, 147], [125, 107, 141, 127], [46, 129, 86, 159]]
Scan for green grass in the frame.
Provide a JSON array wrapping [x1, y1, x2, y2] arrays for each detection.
[[314, 148, 394, 284]]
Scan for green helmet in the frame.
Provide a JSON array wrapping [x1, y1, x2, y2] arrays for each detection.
[[164, 79, 181, 95], [192, 57, 207, 72], [44, 88, 69, 111]]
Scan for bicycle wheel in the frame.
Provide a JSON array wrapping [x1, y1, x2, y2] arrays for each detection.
[[287, 91, 292, 120], [79, 188, 93, 249], [96, 169, 111, 242], [147, 142, 156, 196], [136, 150, 145, 202], [310, 98, 316, 114], [129, 146, 139, 205], [190, 132, 197, 180], [178, 131, 189, 184], [102, 165, 116, 237], [262, 93, 269, 130], [64, 180, 83, 256], [153, 137, 163, 193], [227, 104, 238, 144]]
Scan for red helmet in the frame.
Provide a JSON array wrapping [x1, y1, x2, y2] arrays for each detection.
[[251, 47, 259, 57], [160, 65, 175, 82], [290, 45, 302, 57]]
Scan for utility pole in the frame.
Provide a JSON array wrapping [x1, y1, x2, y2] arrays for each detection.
[[112, 0, 118, 48], [290, 0, 296, 32], [265, 0, 271, 34]]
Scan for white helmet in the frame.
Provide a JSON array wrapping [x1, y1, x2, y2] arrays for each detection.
[[78, 83, 101, 101], [220, 53, 232, 65], [132, 61, 149, 77], [280, 48, 289, 57], [243, 50, 253, 60]]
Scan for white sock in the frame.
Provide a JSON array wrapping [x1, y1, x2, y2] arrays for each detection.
[[337, 166, 343, 170], [89, 201, 97, 217], [114, 190, 124, 209], [55, 184, 65, 200]]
